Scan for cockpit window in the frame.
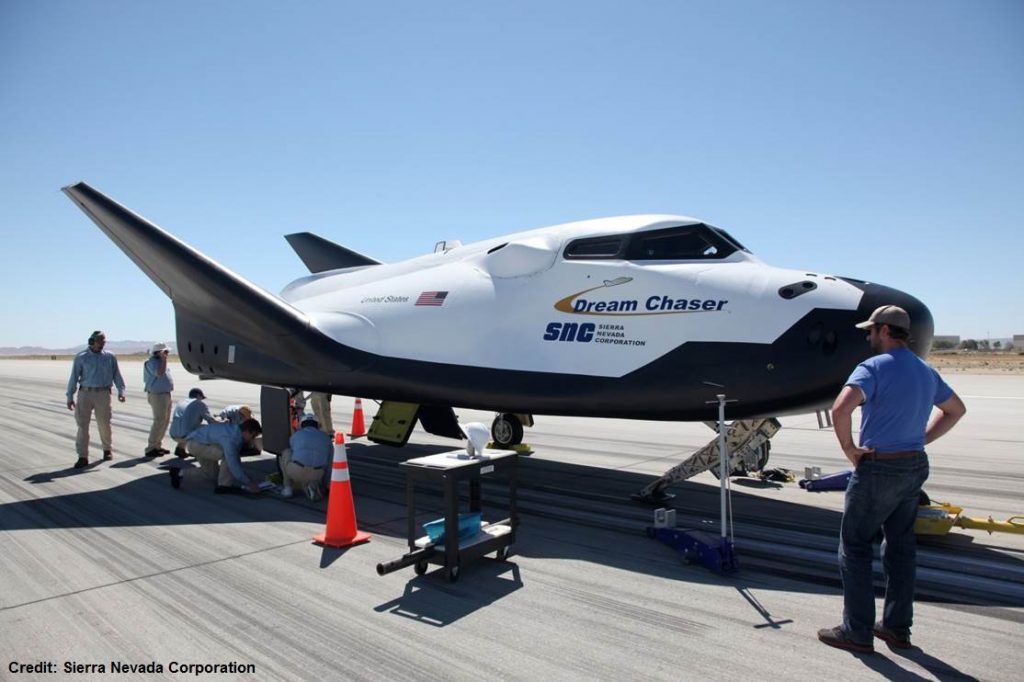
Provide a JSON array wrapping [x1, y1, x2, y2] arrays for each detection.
[[626, 224, 737, 261], [563, 237, 625, 260], [709, 226, 750, 253], [563, 223, 742, 262]]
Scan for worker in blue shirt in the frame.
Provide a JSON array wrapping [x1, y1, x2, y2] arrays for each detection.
[[280, 414, 332, 500], [169, 388, 216, 457], [218, 404, 252, 425], [185, 418, 263, 493], [66, 330, 126, 468], [818, 305, 966, 654], [143, 342, 174, 458]]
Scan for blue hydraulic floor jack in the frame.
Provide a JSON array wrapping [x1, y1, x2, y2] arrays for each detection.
[[647, 394, 739, 575]]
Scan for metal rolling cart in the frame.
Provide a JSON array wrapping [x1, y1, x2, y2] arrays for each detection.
[[376, 450, 518, 582]]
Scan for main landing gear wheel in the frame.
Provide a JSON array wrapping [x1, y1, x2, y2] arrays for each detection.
[[491, 413, 524, 448]]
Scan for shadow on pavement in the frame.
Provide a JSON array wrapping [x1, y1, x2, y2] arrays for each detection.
[[5, 441, 1022, 609]]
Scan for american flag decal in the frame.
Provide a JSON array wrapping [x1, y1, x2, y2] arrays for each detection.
[[415, 291, 448, 306]]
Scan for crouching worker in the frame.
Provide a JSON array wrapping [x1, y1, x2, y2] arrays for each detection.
[[169, 388, 215, 457], [218, 404, 252, 425], [280, 414, 331, 501], [219, 405, 263, 455], [186, 418, 264, 494]]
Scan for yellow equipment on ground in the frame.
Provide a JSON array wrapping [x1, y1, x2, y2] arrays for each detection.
[[487, 442, 534, 454], [916, 502, 1024, 536]]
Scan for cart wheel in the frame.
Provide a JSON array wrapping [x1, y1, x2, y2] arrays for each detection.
[[414, 561, 428, 576], [446, 564, 460, 582], [495, 546, 511, 561]]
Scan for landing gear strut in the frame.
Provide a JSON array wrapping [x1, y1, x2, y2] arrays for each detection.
[[633, 418, 781, 504]]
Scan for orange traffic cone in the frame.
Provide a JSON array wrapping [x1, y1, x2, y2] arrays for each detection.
[[313, 432, 371, 548], [349, 398, 367, 439]]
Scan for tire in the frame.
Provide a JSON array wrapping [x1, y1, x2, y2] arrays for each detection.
[[755, 441, 771, 471], [491, 414, 524, 447], [710, 463, 745, 479], [414, 561, 428, 576]]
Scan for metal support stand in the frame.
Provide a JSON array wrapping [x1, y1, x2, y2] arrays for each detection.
[[646, 394, 739, 574]]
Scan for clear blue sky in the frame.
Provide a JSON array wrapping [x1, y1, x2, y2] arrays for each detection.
[[1, 1, 1021, 348]]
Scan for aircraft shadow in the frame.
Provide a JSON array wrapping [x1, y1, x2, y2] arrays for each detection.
[[352, 442, 1024, 610], [5, 442, 1022, 611]]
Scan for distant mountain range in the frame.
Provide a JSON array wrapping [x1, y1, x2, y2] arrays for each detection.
[[0, 341, 176, 356]]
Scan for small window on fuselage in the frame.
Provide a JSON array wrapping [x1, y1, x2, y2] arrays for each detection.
[[563, 237, 625, 260], [626, 224, 736, 261]]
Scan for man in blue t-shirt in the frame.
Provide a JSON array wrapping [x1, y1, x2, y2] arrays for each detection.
[[819, 305, 965, 654]]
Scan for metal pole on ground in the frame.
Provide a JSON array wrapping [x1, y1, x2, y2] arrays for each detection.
[[718, 394, 728, 545]]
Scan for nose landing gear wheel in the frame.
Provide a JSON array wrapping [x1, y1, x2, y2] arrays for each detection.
[[491, 413, 524, 448]]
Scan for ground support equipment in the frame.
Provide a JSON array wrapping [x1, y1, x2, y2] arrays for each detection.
[[646, 395, 741, 574], [647, 526, 738, 574], [916, 501, 1024, 536], [799, 469, 852, 491], [376, 450, 518, 582], [633, 417, 780, 503]]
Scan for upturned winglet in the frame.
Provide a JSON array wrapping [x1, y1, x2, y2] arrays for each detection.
[[285, 232, 381, 273]]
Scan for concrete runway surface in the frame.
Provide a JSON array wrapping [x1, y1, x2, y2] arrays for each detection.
[[1, 359, 1022, 681]]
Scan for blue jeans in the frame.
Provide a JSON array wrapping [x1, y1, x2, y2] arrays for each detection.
[[839, 453, 929, 644]]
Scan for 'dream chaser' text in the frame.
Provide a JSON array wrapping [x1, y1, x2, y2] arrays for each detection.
[[571, 296, 727, 314]]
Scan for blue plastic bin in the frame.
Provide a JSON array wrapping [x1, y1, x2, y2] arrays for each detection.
[[423, 511, 482, 543]]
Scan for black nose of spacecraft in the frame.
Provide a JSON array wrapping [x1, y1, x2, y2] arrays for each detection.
[[851, 280, 935, 358]]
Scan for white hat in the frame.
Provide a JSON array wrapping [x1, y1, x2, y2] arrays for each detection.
[[300, 413, 319, 426], [150, 342, 169, 354]]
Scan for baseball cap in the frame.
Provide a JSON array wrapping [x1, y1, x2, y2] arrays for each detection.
[[855, 305, 910, 331], [188, 388, 206, 399], [150, 342, 169, 354]]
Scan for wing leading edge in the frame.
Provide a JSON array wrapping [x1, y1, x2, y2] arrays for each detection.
[[61, 182, 355, 370]]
